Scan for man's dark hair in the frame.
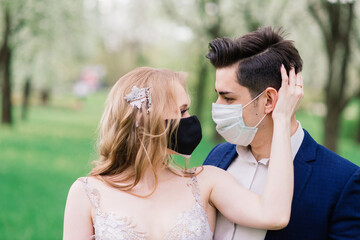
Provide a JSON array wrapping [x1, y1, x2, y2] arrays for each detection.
[[206, 27, 303, 97]]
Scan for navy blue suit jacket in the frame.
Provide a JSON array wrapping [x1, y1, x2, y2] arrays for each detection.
[[203, 129, 360, 240]]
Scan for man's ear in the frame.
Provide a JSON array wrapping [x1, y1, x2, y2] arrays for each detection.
[[264, 87, 278, 114]]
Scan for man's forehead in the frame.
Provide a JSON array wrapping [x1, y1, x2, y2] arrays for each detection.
[[215, 79, 252, 98], [215, 75, 241, 92], [216, 65, 237, 77]]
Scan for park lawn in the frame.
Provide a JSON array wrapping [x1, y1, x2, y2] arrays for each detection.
[[0, 93, 103, 239], [0, 90, 359, 239]]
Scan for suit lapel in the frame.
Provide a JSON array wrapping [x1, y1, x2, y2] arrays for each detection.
[[293, 129, 317, 199], [293, 158, 312, 199]]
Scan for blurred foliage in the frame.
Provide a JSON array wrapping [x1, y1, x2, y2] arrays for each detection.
[[308, 0, 360, 151], [0, 0, 96, 90], [2, 0, 359, 114]]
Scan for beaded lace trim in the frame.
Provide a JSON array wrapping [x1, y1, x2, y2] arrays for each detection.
[[79, 177, 212, 240]]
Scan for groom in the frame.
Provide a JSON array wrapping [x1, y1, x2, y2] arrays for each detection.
[[204, 27, 360, 240]]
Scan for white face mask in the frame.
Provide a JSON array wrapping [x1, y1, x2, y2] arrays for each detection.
[[212, 91, 267, 146]]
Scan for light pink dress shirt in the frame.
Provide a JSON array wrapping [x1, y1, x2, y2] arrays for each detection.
[[214, 122, 304, 240]]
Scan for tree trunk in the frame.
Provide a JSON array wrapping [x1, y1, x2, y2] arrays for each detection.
[[324, 104, 342, 151], [308, 2, 355, 152], [40, 89, 50, 106], [323, 3, 354, 152], [357, 101, 360, 143], [0, 8, 12, 125], [21, 78, 31, 120], [194, 59, 208, 121], [1, 45, 12, 124]]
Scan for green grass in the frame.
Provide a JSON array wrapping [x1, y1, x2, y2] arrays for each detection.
[[0, 90, 359, 239], [0, 93, 104, 240]]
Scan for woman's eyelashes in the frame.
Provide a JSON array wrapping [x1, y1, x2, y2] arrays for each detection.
[[181, 108, 189, 116]]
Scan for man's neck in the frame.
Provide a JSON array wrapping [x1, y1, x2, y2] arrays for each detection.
[[250, 117, 298, 161]]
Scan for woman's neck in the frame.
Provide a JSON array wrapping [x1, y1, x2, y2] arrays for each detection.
[[131, 166, 175, 194]]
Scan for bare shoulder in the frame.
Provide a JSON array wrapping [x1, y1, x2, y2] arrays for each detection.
[[194, 165, 228, 184], [66, 177, 91, 204], [64, 177, 93, 219], [64, 178, 94, 238], [69, 177, 86, 192], [199, 165, 227, 176]]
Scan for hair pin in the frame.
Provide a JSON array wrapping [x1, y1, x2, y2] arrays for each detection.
[[124, 86, 151, 112]]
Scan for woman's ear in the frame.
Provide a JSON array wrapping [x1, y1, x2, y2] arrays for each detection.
[[264, 87, 278, 114]]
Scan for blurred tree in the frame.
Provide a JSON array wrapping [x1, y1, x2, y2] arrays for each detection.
[[358, 101, 360, 143], [162, 0, 225, 122], [93, 0, 152, 85], [240, 0, 290, 32], [0, 5, 14, 124], [21, 77, 31, 120], [0, 0, 94, 125], [308, 0, 358, 151], [354, 17, 360, 144]]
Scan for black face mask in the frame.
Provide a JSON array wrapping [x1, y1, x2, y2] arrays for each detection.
[[167, 115, 202, 156]]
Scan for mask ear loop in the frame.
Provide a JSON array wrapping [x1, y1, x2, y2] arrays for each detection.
[[243, 90, 267, 128], [254, 113, 267, 128], [243, 90, 266, 109]]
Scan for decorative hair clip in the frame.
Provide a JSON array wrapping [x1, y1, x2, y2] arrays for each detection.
[[124, 86, 151, 113]]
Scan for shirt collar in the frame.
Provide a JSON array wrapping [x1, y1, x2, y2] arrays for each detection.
[[291, 121, 304, 159], [235, 121, 305, 166]]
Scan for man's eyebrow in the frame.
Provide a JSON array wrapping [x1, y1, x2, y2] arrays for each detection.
[[215, 89, 233, 95]]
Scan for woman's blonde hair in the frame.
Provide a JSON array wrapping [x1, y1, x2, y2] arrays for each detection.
[[90, 67, 188, 197]]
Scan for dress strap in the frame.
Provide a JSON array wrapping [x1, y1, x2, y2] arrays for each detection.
[[188, 176, 204, 207], [78, 177, 101, 212]]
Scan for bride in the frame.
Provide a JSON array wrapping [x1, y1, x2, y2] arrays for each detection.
[[63, 66, 303, 239]]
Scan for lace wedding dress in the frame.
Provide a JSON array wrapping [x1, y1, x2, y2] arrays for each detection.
[[79, 176, 213, 240]]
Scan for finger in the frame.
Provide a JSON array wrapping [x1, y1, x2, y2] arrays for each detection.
[[296, 74, 304, 91], [299, 74, 304, 86], [296, 74, 304, 100], [280, 64, 288, 87], [299, 74, 304, 97], [295, 73, 301, 85], [289, 67, 296, 88], [295, 73, 302, 89]]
